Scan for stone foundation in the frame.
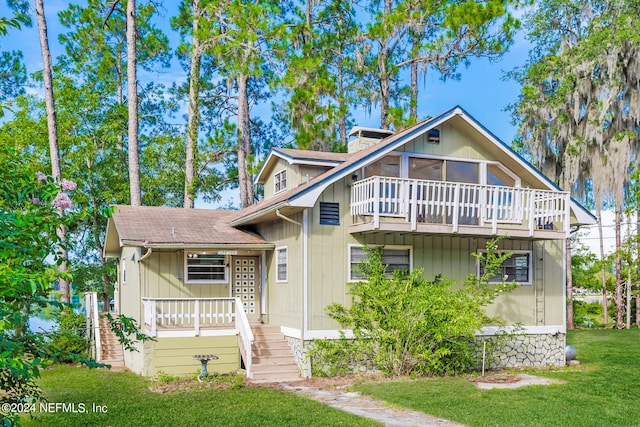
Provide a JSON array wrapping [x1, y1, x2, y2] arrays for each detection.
[[286, 336, 312, 378], [478, 333, 566, 369], [287, 332, 566, 377]]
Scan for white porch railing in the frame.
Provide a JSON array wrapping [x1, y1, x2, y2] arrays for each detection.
[[351, 176, 570, 236], [141, 297, 254, 376], [85, 292, 101, 362]]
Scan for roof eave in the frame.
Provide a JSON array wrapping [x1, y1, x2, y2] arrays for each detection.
[[229, 200, 290, 226], [119, 240, 275, 250]]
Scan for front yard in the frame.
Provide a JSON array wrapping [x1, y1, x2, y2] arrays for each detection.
[[19, 329, 640, 427], [356, 329, 640, 427]]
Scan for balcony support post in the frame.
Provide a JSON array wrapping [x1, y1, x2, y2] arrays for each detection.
[[373, 176, 380, 229], [452, 183, 460, 233], [411, 181, 418, 230]]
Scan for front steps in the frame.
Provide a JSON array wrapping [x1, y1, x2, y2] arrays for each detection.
[[249, 324, 301, 383], [98, 315, 125, 370]]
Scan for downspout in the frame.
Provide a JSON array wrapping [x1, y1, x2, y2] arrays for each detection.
[[276, 209, 302, 227], [138, 247, 153, 263], [302, 209, 309, 338]]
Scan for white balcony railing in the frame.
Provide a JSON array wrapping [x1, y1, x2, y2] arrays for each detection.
[[351, 176, 570, 236], [142, 297, 254, 376]]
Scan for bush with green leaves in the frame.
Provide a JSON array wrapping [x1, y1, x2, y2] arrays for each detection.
[[310, 240, 517, 377], [0, 146, 100, 426], [49, 309, 89, 362]]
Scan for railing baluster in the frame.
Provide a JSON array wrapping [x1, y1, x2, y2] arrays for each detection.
[[349, 176, 569, 235]]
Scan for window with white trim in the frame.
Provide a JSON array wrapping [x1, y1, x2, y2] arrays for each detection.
[[274, 169, 287, 193], [478, 251, 532, 285], [276, 247, 288, 282], [121, 258, 126, 285], [349, 245, 412, 281], [185, 253, 227, 283]]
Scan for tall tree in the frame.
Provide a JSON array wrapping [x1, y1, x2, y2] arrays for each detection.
[[35, 0, 70, 304], [204, 0, 286, 208], [358, 0, 519, 129], [183, 0, 204, 208], [512, 0, 640, 327], [281, 0, 359, 150], [126, 0, 141, 205]]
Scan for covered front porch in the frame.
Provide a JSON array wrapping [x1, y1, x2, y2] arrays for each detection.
[[350, 176, 570, 238]]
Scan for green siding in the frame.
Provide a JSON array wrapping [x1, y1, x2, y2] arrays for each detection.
[[150, 335, 239, 376], [303, 175, 565, 330], [140, 251, 231, 299], [257, 212, 304, 329], [119, 247, 142, 323]]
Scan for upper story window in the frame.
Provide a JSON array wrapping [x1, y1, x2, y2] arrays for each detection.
[[478, 251, 532, 285], [349, 245, 412, 282], [274, 169, 287, 193], [185, 253, 227, 283], [364, 155, 400, 178]]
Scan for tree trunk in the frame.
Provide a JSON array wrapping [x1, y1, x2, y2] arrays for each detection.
[[184, 0, 202, 209], [36, 0, 70, 304], [126, 0, 141, 206], [597, 206, 608, 326], [237, 73, 253, 208], [409, 28, 419, 122], [636, 208, 640, 328], [337, 60, 347, 146], [378, 44, 390, 130], [615, 209, 623, 327], [566, 238, 574, 329]]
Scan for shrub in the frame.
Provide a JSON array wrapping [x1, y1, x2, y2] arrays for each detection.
[[310, 240, 517, 377], [49, 309, 88, 362]]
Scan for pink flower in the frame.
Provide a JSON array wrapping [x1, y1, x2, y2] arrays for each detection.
[[60, 179, 77, 191], [36, 171, 46, 182], [52, 192, 73, 210], [31, 197, 42, 205]]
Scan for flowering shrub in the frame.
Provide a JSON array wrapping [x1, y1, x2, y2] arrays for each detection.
[[0, 147, 92, 426]]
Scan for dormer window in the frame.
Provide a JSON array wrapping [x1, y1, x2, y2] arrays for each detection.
[[274, 169, 287, 193]]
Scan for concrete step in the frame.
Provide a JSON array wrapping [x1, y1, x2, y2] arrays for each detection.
[[252, 340, 290, 350], [250, 368, 301, 382], [252, 353, 295, 364], [252, 347, 292, 358], [252, 326, 282, 335]]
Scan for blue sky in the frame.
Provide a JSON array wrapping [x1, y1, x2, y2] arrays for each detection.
[[4, 0, 531, 144], [4, 1, 617, 255]]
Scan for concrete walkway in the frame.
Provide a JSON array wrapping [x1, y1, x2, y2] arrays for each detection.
[[279, 383, 466, 427]]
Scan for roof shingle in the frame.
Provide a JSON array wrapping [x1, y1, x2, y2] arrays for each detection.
[[110, 205, 270, 246]]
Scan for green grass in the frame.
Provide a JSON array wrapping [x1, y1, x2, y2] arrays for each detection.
[[21, 367, 380, 427], [355, 329, 640, 427]]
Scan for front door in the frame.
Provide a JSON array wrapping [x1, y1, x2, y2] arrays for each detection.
[[232, 256, 260, 320]]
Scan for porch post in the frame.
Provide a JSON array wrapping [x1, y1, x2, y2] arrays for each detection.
[[528, 189, 536, 237], [410, 179, 418, 231], [373, 176, 380, 229], [150, 299, 157, 337], [452, 183, 460, 233], [194, 299, 200, 336]]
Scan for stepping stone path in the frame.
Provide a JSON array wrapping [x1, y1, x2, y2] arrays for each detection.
[[278, 383, 466, 427]]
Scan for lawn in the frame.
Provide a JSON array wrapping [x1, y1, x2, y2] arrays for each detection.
[[18, 329, 640, 427], [20, 367, 379, 427], [355, 329, 640, 427]]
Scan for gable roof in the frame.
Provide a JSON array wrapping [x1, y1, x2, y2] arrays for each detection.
[[231, 105, 596, 227], [104, 205, 273, 257], [255, 148, 348, 184]]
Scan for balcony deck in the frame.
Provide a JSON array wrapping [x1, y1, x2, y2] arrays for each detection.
[[350, 176, 570, 239]]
